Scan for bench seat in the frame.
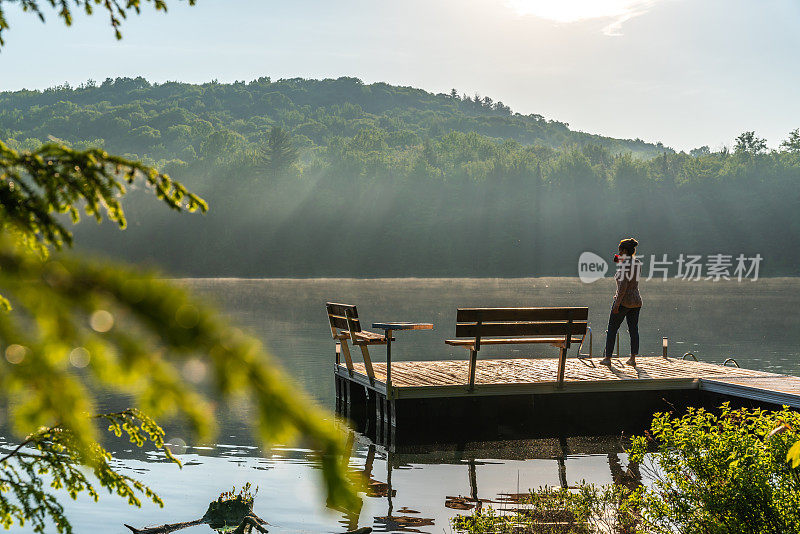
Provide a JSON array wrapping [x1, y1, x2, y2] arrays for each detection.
[[445, 336, 584, 347], [334, 330, 393, 343], [447, 307, 589, 390], [353, 330, 392, 344]]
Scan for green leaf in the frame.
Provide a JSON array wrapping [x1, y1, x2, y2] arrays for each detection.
[[787, 440, 800, 468]]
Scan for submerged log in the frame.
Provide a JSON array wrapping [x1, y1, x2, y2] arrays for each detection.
[[123, 519, 204, 534], [125, 486, 268, 534]]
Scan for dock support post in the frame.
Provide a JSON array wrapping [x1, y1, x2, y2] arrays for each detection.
[[382, 397, 390, 445], [375, 394, 384, 444], [335, 375, 341, 413], [389, 399, 396, 428], [344, 379, 351, 416], [385, 398, 396, 449], [363, 387, 372, 434]]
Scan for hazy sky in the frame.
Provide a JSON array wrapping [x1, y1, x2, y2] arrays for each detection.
[[1, 0, 798, 151]]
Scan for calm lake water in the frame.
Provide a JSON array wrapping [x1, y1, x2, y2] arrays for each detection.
[[3, 277, 800, 533]]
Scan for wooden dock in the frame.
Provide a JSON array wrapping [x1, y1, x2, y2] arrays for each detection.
[[343, 357, 787, 398], [327, 303, 800, 444], [335, 356, 800, 444]]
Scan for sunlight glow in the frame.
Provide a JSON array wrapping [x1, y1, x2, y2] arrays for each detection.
[[505, 0, 659, 35]]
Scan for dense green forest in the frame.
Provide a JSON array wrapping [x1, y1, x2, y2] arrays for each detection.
[[2, 77, 798, 276], [0, 76, 668, 161]]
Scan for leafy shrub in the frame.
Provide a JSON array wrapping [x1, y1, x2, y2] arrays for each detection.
[[453, 405, 800, 534], [451, 484, 637, 534], [629, 404, 800, 534]]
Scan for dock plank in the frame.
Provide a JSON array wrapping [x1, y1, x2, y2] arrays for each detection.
[[347, 356, 779, 390], [701, 375, 800, 408]]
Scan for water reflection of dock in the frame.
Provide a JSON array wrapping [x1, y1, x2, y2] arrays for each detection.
[[346, 438, 643, 533], [336, 356, 800, 444]]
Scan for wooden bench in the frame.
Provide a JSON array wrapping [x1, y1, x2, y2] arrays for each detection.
[[445, 307, 589, 389], [326, 302, 392, 384]]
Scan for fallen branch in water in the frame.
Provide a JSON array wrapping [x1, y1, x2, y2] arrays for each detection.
[[123, 519, 204, 534], [124, 483, 268, 534]]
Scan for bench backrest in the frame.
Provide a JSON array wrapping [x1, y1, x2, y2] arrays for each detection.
[[454, 307, 588, 350], [326, 302, 363, 336]]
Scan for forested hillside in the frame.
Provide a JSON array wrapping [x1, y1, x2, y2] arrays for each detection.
[[2, 77, 798, 276], [0, 76, 668, 162]]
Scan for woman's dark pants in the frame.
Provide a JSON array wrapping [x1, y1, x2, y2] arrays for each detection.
[[604, 306, 641, 357]]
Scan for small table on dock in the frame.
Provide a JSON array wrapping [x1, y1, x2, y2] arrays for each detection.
[[372, 322, 433, 396]]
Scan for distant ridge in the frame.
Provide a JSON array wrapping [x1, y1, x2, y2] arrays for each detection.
[[0, 76, 670, 162]]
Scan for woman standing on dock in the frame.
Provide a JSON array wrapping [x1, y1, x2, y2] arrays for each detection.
[[599, 238, 643, 367]]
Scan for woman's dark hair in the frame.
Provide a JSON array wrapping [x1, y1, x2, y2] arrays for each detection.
[[618, 238, 639, 255]]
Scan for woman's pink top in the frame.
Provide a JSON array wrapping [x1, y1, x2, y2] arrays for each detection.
[[613, 258, 643, 309]]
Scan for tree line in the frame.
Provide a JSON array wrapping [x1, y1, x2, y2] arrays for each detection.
[[0, 76, 668, 165], [2, 78, 798, 276]]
